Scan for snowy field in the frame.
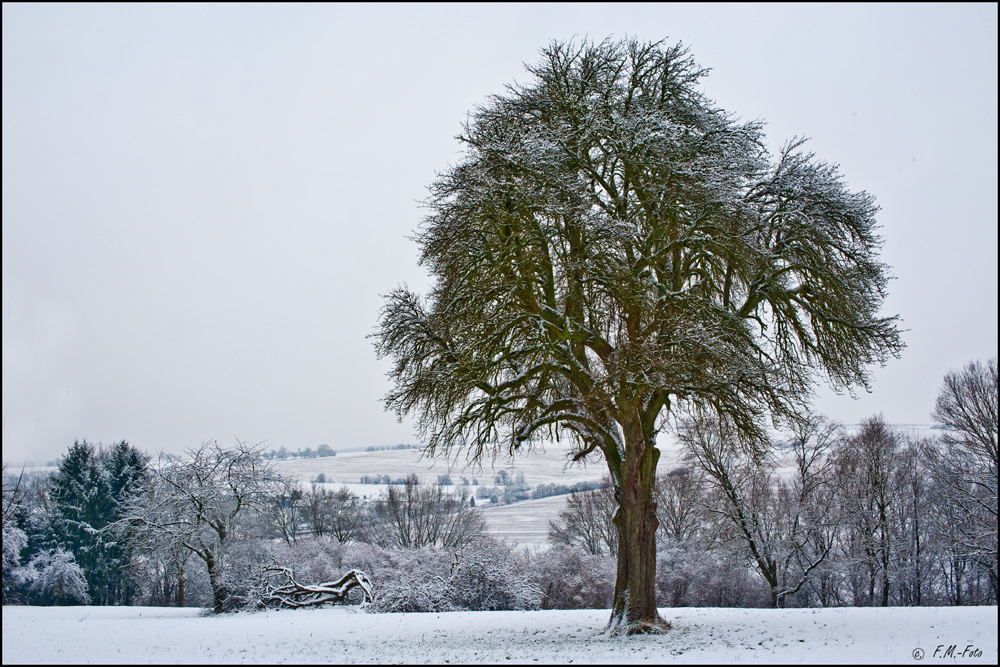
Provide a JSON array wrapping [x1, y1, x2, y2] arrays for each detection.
[[271, 443, 613, 488], [480, 495, 576, 548], [2, 604, 995, 664]]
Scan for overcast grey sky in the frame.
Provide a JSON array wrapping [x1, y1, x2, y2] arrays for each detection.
[[3, 3, 997, 464]]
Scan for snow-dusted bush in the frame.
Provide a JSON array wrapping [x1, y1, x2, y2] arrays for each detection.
[[21, 548, 91, 605], [656, 540, 710, 607], [218, 538, 276, 611], [361, 544, 457, 612], [367, 572, 451, 613], [2, 522, 29, 604], [683, 548, 769, 608], [445, 537, 541, 611], [369, 538, 542, 613], [530, 545, 615, 609], [2, 521, 27, 575]]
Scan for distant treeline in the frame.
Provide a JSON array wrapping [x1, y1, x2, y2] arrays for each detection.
[[263, 444, 336, 460], [265, 443, 419, 460]]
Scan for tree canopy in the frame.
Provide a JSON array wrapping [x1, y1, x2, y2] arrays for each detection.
[[375, 37, 903, 633]]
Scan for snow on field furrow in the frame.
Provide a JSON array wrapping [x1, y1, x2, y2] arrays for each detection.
[[479, 495, 575, 548]]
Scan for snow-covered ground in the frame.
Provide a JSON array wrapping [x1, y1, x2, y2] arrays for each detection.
[[271, 443, 610, 488], [2, 604, 995, 664]]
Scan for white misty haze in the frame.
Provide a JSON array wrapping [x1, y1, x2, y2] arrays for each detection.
[[2, 3, 997, 464]]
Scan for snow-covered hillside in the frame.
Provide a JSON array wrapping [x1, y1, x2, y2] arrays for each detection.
[[271, 442, 611, 488], [2, 604, 995, 664]]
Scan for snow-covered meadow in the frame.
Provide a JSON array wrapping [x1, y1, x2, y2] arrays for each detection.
[[3, 604, 996, 664]]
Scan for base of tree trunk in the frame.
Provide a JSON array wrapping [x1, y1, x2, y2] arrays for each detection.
[[605, 613, 672, 636]]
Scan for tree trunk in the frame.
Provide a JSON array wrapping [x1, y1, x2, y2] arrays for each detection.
[[879, 504, 891, 607], [205, 552, 227, 614], [607, 423, 669, 635], [754, 558, 780, 608], [176, 559, 185, 608]]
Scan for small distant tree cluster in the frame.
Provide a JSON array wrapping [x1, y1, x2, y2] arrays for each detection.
[[264, 445, 337, 460], [530, 480, 602, 501], [493, 470, 525, 487], [360, 474, 392, 485]]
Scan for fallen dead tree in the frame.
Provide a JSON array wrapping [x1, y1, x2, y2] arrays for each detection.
[[256, 563, 374, 609]]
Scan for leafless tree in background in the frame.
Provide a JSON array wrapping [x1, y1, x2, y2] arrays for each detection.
[[271, 475, 306, 545], [304, 484, 366, 543], [548, 480, 618, 557], [681, 410, 838, 608], [654, 468, 705, 544], [833, 415, 901, 607], [2, 464, 28, 604], [369, 477, 486, 549], [120, 440, 279, 613], [929, 358, 998, 597]]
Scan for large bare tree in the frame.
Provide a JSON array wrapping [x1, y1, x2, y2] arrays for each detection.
[[375, 37, 902, 633], [681, 410, 839, 607], [833, 415, 903, 607], [121, 440, 279, 613], [929, 358, 998, 591]]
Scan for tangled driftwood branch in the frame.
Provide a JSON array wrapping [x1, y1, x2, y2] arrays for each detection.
[[259, 563, 374, 608]]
